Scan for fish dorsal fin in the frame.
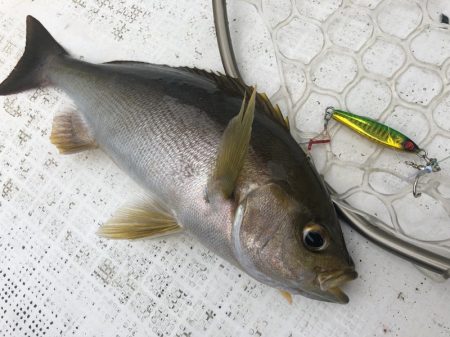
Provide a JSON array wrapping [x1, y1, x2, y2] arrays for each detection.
[[208, 89, 256, 200], [178, 67, 290, 131], [101, 61, 289, 131], [97, 196, 181, 239]]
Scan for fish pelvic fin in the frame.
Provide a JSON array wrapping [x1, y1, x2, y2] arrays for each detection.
[[207, 88, 256, 200], [97, 196, 182, 240], [279, 290, 293, 304], [0, 16, 67, 95], [50, 109, 97, 154]]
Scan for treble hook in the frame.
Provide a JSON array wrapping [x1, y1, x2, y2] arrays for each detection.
[[406, 151, 441, 198], [411, 165, 433, 198]]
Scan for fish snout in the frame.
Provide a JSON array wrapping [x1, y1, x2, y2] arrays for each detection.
[[315, 268, 358, 304], [317, 268, 358, 291]]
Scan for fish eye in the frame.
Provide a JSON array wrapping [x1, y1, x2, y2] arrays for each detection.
[[302, 224, 329, 251]]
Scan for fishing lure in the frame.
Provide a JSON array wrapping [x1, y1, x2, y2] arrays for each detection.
[[326, 108, 420, 153], [311, 107, 443, 198]]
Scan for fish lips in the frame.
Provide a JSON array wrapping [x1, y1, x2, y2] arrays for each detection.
[[315, 269, 358, 304]]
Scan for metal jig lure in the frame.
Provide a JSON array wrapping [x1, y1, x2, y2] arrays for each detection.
[[322, 107, 441, 198], [325, 107, 420, 152]]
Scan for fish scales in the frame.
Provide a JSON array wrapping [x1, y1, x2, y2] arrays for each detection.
[[50, 57, 281, 263]]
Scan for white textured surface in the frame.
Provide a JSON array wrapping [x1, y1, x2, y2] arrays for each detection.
[[0, 1, 449, 337]]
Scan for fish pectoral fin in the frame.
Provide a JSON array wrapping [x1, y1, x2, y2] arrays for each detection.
[[279, 290, 293, 304], [97, 197, 182, 240], [50, 109, 97, 154], [207, 88, 256, 200]]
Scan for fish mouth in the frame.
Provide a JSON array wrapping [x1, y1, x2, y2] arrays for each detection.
[[316, 269, 358, 304]]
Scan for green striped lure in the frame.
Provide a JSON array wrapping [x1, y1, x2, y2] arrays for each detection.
[[326, 108, 420, 153], [313, 107, 444, 198]]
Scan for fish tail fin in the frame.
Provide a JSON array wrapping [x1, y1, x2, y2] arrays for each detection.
[[0, 15, 67, 95]]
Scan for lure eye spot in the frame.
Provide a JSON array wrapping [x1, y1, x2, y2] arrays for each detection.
[[403, 140, 416, 152]]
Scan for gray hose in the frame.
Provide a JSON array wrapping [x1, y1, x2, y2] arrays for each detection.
[[211, 0, 450, 278]]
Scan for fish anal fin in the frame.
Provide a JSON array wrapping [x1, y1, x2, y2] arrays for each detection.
[[98, 197, 182, 240], [50, 110, 97, 154], [279, 290, 293, 304], [208, 88, 256, 200]]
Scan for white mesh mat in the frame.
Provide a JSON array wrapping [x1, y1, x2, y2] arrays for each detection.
[[0, 1, 449, 336]]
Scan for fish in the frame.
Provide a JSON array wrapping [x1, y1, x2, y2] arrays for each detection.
[[0, 16, 357, 303]]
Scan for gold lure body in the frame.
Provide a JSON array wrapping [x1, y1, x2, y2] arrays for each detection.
[[331, 109, 420, 153]]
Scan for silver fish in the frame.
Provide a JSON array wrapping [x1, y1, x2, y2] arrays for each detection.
[[0, 16, 357, 303]]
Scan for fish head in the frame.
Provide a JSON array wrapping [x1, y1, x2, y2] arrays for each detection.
[[233, 182, 357, 304]]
